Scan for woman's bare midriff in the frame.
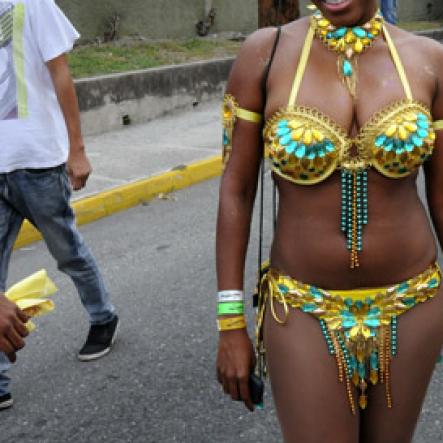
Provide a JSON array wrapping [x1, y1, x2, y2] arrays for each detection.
[[270, 170, 437, 289]]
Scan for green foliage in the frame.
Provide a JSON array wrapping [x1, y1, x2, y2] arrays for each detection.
[[68, 21, 443, 79], [68, 39, 241, 78]]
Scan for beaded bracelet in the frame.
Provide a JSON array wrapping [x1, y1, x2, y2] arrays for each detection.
[[217, 301, 245, 316], [217, 290, 244, 303], [217, 316, 246, 332]]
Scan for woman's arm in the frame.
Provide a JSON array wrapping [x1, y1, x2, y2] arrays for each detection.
[[216, 27, 278, 411], [424, 42, 443, 245]]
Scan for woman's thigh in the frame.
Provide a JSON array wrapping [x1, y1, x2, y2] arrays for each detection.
[[263, 303, 360, 443], [361, 287, 443, 443]]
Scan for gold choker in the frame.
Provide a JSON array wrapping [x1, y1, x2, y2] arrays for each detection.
[[311, 10, 384, 97]]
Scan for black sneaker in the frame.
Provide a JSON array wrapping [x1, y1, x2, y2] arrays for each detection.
[[0, 393, 13, 411], [77, 315, 119, 362]]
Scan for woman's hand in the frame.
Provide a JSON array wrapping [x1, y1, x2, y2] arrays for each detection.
[[216, 328, 256, 411]]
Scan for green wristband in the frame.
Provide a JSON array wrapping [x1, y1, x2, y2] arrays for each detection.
[[217, 301, 245, 316]]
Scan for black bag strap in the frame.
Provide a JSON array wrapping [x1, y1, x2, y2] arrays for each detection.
[[261, 27, 282, 97], [254, 26, 281, 308]]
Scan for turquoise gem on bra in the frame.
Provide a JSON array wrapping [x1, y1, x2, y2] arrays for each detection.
[[295, 145, 306, 158], [417, 129, 428, 138], [384, 140, 394, 151], [325, 141, 335, 152], [280, 133, 292, 146], [412, 134, 423, 147], [405, 142, 414, 152], [375, 134, 387, 147], [285, 141, 297, 154], [365, 317, 381, 328], [342, 318, 357, 329], [417, 119, 429, 129], [306, 150, 316, 160], [223, 129, 229, 146], [277, 126, 291, 137], [428, 278, 439, 289]]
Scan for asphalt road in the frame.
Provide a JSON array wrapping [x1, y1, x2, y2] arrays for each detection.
[[1, 177, 442, 443]]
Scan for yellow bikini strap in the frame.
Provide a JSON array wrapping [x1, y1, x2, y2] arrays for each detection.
[[288, 22, 316, 107], [383, 25, 413, 101], [433, 120, 443, 131], [236, 107, 263, 124]]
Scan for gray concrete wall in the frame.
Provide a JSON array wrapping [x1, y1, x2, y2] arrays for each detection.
[[56, 0, 202, 40], [74, 25, 442, 137], [56, 0, 258, 42], [55, 1, 442, 43], [76, 58, 233, 135], [398, 0, 443, 21], [212, 0, 258, 34]]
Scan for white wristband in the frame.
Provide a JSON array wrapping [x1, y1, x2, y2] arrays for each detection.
[[217, 290, 244, 303]]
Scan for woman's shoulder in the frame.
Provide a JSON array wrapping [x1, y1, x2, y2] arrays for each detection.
[[390, 25, 443, 62], [238, 17, 310, 62], [226, 17, 309, 107]]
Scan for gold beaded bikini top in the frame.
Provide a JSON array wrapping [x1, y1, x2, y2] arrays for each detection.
[[262, 23, 442, 185], [222, 19, 443, 268]]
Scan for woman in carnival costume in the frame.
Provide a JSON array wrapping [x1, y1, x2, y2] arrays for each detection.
[[216, 0, 443, 441]]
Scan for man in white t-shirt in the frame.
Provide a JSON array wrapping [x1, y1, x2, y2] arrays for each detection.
[[0, 0, 119, 410]]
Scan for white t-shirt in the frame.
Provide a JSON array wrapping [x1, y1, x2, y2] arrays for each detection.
[[0, 0, 79, 172]]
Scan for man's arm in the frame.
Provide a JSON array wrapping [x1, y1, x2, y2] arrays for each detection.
[[46, 54, 91, 191], [0, 295, 28, 362]]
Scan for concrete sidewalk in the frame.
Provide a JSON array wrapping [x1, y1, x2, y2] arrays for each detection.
[[15, 100, 223, 248], [77, 100, 221, 200]]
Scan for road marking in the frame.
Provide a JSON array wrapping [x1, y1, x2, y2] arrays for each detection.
[[14, 155, 222, 249]]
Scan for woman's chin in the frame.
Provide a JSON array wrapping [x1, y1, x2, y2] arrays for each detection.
[[320, 0, 353, 14], [313, 0, 377, 26]]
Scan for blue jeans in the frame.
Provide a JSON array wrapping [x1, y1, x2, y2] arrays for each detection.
[[381, 0, 397, 25], [0, 165, 115, 395]]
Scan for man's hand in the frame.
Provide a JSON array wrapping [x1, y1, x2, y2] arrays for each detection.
[[0, 295, 29, 362], [67, 149, 92, 191]]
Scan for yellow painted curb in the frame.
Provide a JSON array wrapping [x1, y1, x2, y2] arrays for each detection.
[[14, 155, 223, 249]]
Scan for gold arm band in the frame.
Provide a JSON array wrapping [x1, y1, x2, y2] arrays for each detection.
[[217, 316, 246, 331], [222, 94, 262, 165], [433, 120, 443, 131], [236, 107, 263, 123]]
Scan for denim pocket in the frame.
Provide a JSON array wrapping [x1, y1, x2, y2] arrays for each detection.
[[59, 168, 72, 201], [25, 168, 56, 175], [24, 164, 64, 175]]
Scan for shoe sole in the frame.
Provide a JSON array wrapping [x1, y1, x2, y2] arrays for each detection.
[[77, 321, 119, 362], [0, 398, 13, 410]]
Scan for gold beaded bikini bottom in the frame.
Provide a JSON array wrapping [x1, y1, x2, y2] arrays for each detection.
[[255, 262, 441, 413]]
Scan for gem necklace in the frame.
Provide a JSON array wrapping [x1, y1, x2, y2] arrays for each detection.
[[312, 10, 384, 98]]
